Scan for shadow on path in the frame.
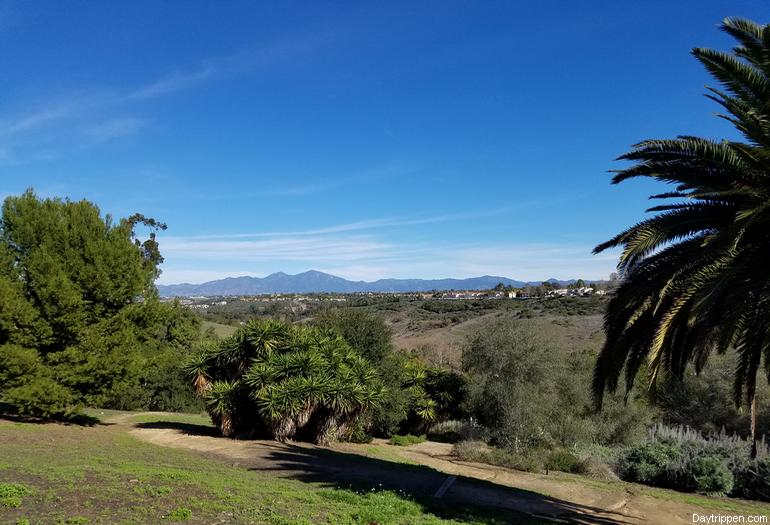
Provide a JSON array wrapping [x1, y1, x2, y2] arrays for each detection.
[[256, 444, 637, 525], [0, 403, 104, 427], [135, 420, 639, 524]]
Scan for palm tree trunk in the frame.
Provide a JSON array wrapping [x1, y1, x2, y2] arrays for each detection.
[[314, 414, 339, 446], [221, 412, 234, 438], [271, 416, 297, 442], [750, 394, 758, 459], [194, 374, 210, 396], [295, 404, 315, 430]]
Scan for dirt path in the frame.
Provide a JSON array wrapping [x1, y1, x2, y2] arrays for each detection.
[[109, 413, 761, 524]]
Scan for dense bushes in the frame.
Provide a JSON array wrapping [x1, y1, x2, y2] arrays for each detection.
[[427, 420, 484, 443], [655, 353, 770, 438], [733, 457, 770, 501], [462, 321, 651, 453], [313, 308, 393, 364], [313, 309, 466, 438], [617, 425, 768, 498]]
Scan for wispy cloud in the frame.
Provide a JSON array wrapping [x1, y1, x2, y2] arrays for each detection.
[[84, 117, 145, 142], [157, 206, 620, 285], [127, 64, 218, 101], [183, 204, 536, 240], [158, 236, 618, 284], [0, 25, 339, 164]]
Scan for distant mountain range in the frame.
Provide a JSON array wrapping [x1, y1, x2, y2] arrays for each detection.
[[156, 270, 579, 297]]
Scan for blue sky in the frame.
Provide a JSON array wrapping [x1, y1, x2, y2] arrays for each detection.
[[2, 1, 767, 284]]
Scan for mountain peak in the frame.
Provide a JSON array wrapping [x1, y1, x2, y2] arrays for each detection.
[[156, 271, 577, 297]]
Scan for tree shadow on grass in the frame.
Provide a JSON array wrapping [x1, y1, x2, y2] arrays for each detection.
[[252, 444, 639, 525], [0, 403, 103, 427], [134, 421, 220, 437]]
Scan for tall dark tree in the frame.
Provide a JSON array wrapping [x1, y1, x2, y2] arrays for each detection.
[[593, 18, 770, 456], [0, 190, 201, 417]]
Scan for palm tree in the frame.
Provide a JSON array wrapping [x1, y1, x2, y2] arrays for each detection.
[[204, 380, 240, 437], [193, 319, 383, 445], [593, 17, 770, 456], [183, 341, 217, 395]]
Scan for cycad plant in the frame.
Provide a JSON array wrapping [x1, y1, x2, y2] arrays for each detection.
[[204, 380, 240, 438], [187, 319, 383, 444], [184, 340, 217, 395], [593, 18, 770, 456], [401, 358, 465, 432]]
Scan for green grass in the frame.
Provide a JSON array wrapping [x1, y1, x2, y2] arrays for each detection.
[[389, 434, 427, 446], [202, 320, 237, 338], [362, 445, 418, 465], [0, 419, 521, 524]]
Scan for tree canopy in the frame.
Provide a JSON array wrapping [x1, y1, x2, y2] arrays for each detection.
[[0, 190, 201, 418]]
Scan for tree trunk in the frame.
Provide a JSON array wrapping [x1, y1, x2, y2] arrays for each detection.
[[750, 394, 758, 460], [295, 404, 315, 430], [194, 374, 210, 396], [220, 413, 234, 438], [271, 416, 297, 442], [314, 414, 339, 446]]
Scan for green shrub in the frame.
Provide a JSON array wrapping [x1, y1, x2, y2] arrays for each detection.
[[189, 319, 384, 445], [615, 427, 761, 497], [545, 449, 581, 473], [346, 422, 373, 444], [167, 507, 192, 521], [452, 440, 545, 472], [733, 457, 770, 501], [3, 376, 78, 419], [62, 518, 88, 524], [313, 308, 392, 364], [692, 455, 734, 495], [0, 482, 33, 508], [388, 434, 426, 446], [617, 442, 682, 485], [462, 321, 652, 453]]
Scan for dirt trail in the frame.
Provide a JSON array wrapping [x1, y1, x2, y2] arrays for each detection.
[[110, 413, 758, 524]]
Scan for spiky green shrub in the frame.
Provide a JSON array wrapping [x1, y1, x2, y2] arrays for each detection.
[[186, 319, 383, 445], [400, 358, 465, 433]]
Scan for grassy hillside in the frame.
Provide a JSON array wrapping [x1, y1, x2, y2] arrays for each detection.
[[201, 320, 238, 338], [356, 298, 606, 367], [195, 296, 607, 367], [0, 413, 525, 525]]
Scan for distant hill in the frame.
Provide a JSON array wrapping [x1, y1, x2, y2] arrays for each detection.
[[156, 270, 578, 297]]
